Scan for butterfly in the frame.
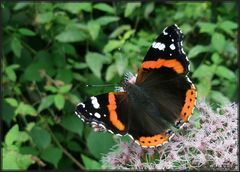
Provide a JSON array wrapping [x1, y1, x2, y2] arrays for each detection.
[[75, 24, 197, 148]]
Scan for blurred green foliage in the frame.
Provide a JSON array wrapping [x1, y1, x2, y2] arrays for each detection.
[[2, 2, 237, 170]]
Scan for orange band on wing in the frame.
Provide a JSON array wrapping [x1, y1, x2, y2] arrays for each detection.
[[141, 59, 184, 74], [107, 92, 125, 131], [137, 133, 170, 147], [180, 85, 196, 122]]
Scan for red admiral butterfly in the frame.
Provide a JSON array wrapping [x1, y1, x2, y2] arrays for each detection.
[[75, 24, 197, 148]]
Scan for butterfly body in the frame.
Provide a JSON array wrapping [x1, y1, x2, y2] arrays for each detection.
[[75, 24, 197, 148]]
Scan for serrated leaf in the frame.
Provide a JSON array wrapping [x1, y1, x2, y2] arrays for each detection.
[[11, 37, 22, 57], [87, 20, 100, 40], [81, 154, 101, 170], [38, 95, 54, 112], [15, 102, 37, 116], [87, 131, 115, 159], [19, 28, 36, 36], [30, 126, 51, 149], [3, 148, 34, 170], [93, 3, 115, 14], [188, 45, 211, 58], [96, 16, 119, 26], [86, 52, 107, 78], [103, 40, 124, 53], [55, 30, 87, 43], [124, 3, 141, 17], [40, 147, 62, 168], [215, 66, 235, 81], [211, 33, 225, 52], [54, 94, 65, 110], [105, 64, 117, 81], [61, 115, 83, 135]]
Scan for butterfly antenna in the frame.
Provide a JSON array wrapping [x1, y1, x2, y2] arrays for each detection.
[[85, 84, 117, 87]]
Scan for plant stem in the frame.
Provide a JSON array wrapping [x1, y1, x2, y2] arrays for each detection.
[[46, 124, 86, 170]]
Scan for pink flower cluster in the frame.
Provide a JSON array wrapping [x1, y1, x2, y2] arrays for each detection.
[[101, 101, 238, 170]]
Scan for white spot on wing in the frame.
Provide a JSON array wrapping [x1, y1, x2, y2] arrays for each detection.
[[170, 44, 175, 50], [91, 96, 100, 109], [94, 112, 101, 118], [152, 42, 166, 51]]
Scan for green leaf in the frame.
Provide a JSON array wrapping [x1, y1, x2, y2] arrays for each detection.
[[188, 45, 211, 58], [3, 148, 34, 170], [23, 51, 55, 81], [15, 102, 37, 116], [3, 100, 16, 126], [55, 30, 87, 43], [61, 3, 92, 14], [103, 40, 124, 53], [11, 37, 22, 57], [40, 147, 62, 168], [109, 25, 131, 38], [93, 3, 115, 14], [20, 146, 38, 156], [58, 84, 72, 94], [215, 66, 235, 81], [86, 52, 107, 78], [16, 154, 34, 169], [5, 124, 19, 146], [211, 33, 225, 52], [61, 115, 83, 135], [115, 53, 128, 75], [87, 131, 115, 159], [5, 98, 18, 107], [219, 21, 237, 34], [81, 154, 101, 170], [144, 2, 154, 18], [44, 85, 58, 93], [35, 12, 53, 24], [124, 3, 141, 17], [211, 53, 222, 64], [87, 20, 101, 40], [30, 126, 51, 149], [54, 94, 65, 110], [96, 16, 119, 26], [193, 64, 215, 79], [56, 68, 73, 84], [68, 94, 81, 105], [210, 91, 230, 105], [19, 28, 36, 36], [38, 95, 54, 112], [5, 66, 17, 81], [198, 22, 216, 34], [105, 64, 117, 81]]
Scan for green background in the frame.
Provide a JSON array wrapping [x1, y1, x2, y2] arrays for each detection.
[[2, 2, 237, 170]]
